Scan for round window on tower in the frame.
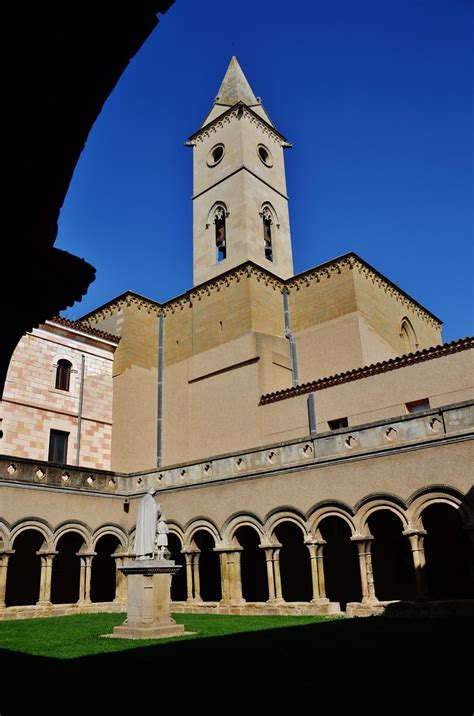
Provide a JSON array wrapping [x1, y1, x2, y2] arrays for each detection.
[[207, 143, 225, 167], [257, 144, 273, 167]]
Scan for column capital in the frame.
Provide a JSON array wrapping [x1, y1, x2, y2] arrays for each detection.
[[36, 550, 58, 557], [402, 528, 427, 537], [213, 546, 243, 553], [259, 542, 282, 550], [351, 534, 374, 543]]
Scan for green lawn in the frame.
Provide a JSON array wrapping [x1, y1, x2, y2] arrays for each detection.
[[0, 612, 472, 710]]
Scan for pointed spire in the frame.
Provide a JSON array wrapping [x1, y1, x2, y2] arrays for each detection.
[[215, 56, 259, 106]]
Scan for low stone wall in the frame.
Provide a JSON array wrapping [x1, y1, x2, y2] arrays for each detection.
[[0, 601, 124, 621]]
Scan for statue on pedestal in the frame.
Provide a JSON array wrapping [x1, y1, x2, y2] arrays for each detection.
[[134, 488, 161, 559]]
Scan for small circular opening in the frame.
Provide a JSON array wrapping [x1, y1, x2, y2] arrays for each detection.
[[258, 144, 273, 166], [207, 144, 225, 167]]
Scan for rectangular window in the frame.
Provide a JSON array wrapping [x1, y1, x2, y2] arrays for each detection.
[[406, 399, 430, 414], [48, 429, 69, 463], [328, 417, 349, 430]]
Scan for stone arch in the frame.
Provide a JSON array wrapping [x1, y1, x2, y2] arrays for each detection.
[[185, 518, 221, 548], [412, 491, 474, 599], [399, 316, 418, 353], [51, 524, 89, 604], [5, 527, 47, 606], [187, 523, 221, 602], [51, 352, 78, 394], [311, 507, 361, 608], [10, 519, 54, 551], [260, 201, 280, 228], [265, 507, 308, 542], [223, 512, 265, 546], [167, 521, 186, 546], [308, 501, 357, 539], [0, 523, 8, 551], [165, 525, 187, 601], [53, 521, 92, 551], [407, 487, 468, 531], [205, 201, 230, 229], [224, 514, 267, 603], [265, 509, 311, 602], [355, 495, 409, 535], [92, 525, 127, 551], [90, 532, 122, 603]]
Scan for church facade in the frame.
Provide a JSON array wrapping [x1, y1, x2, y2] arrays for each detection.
[[1, 58, 473, 618]]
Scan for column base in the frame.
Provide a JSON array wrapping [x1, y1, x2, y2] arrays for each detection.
[[266, 598, 285, 606], [106, 622, 188, 640], [361, 596, 379, 605], [310, 597, 330, 606], [36, 600, 52, 607]]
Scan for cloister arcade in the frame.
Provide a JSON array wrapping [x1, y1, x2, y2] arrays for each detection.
[[1, 487, 472, 615]]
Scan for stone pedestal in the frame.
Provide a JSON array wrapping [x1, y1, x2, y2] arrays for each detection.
[[108, 559, 186, 640]]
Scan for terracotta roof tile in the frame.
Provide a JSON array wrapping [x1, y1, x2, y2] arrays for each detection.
[[260, 337, 474, 405]]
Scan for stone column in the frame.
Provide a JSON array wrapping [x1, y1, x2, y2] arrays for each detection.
[[78, 553, 95, 605], [183, 552, 194, 601], [0, 551, 14, 609], [272, 548, 283, 602], [218, 550, 230, 603], [305, 540, 329, 604], [112, 552, 131, 604], [263, 547, 276, 600], [315, 540, 327, 600], [403, 529, 428, 600], [227, 549, 244, 604], [36, 551, 57, 606], [352, 536, 377, 603], [192, 552, 202, 602]]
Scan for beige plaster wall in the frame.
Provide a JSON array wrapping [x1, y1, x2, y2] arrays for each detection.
[[352, 266, 442, 353], [111, 366, 157, 472], [1, 483, 133, 539]]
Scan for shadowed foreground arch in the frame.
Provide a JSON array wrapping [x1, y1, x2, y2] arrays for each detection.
[[368, 510, 415, 601], [90, 534, 120, 603], [319, 516, 361, 608], [275, 522, 311, 602], [194, 530, 221, 602], [168, 533, 187, 601], [51, 532, 85, 604], [5, 530, 44, 607], [235, 525, 268, 602], [422, 503, 473, 599]]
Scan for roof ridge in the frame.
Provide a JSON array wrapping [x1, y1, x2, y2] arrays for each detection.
[[47, 316, 120, 344]]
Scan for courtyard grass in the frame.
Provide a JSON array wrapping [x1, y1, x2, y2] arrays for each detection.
[[0, 612, 473, 710]]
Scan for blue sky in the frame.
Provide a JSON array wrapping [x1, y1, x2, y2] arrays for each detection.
[[57, 0, 473, 342]]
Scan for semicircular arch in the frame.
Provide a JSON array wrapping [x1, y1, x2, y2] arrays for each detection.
[[53, 522, 92, 550], [92, 525, 128, 550], [10, 519, 54, 550]]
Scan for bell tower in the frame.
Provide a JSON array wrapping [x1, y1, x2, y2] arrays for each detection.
[[188, 57, 294, 286]]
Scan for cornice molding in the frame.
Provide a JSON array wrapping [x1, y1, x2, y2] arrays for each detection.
[[81, 254, 441, 329], [260, 336, 474, 405], [191, 104, 285, 146]]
